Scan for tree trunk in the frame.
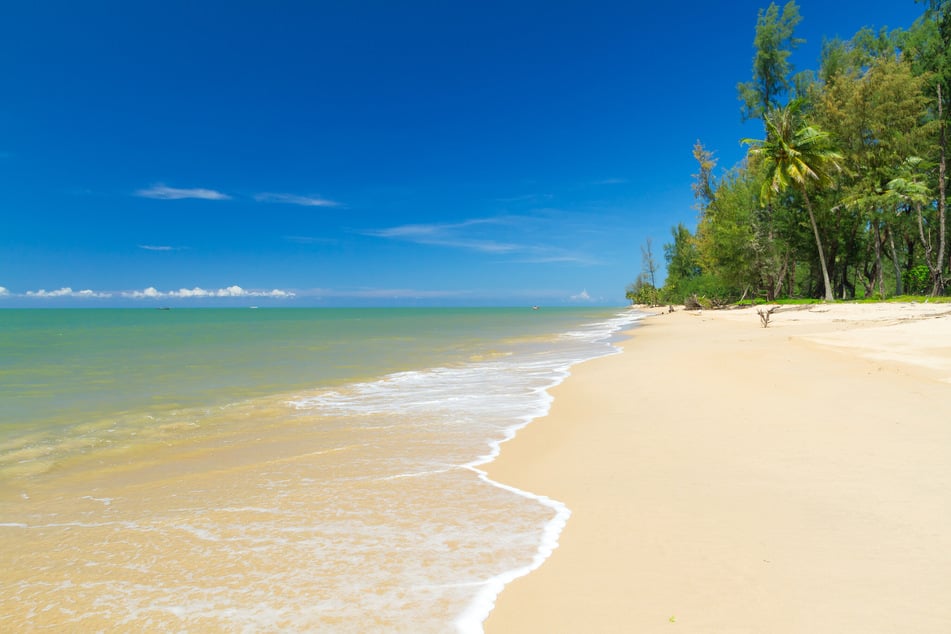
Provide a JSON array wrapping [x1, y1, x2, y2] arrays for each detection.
[[801, 189, 835, 301], [887, 227, 903, 296], [840, 255, 852, 299], [917, 201, 942, 291], [787, 258, 796, 298], [937, 83, 947, 295], [873, 222, 886, 299]]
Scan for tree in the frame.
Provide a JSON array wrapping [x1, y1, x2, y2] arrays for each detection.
[[887, 158, 944, 294], [817, 54, 931, 297], [738, 1, 804, 120], [691, 141, 717, 206], [905, 1, 950, 286], [641, 237, 659, 288], [743, 102, 843, 301], [641, 2, 951, 305], [626, 274, 659, 306], [697, 166, 776, 298], [664, 223, 701, 283]]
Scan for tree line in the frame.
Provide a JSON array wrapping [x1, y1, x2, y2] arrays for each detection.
[[629, 0, 950, 306]]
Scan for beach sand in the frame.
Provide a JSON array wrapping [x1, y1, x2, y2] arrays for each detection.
[[485, 303, 951, 633]]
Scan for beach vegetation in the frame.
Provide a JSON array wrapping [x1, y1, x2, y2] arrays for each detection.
[[736, 297, 822, 306], [851, 293, 951, 303], [743, 101, 843, 301], [653, 0, 951, 304], [628, 237, 663, 305], [903, 264, 933, 294], [625, 275, 660, 306], [737, 1, 804, 121]]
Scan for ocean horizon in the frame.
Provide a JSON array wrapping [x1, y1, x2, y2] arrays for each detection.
[[0, 306, 643, 631]]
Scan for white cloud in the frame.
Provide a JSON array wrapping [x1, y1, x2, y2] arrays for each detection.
[[121, 285, 295, 299], [284, 235, 337, 245], [15, 285, 293, 300], [171, 287, 211, 298], [371, 216, 599, 264], [303, 287, 470, 299], [569, 289, 592, 302], [26, 287, 75, 297], [0, 286, 9, 295], [125, 287, 163, 298], [367, 219, 522, 254], [135, 183, 231, 200], [514, 253, 604, 265], [495, 193, 554, 204], [254, 192, 340, 207], [25, 287, 112, 298], [138, 244, 186, 251]]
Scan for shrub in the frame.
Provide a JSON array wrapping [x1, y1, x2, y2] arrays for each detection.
[[903, 265, 931, 296]]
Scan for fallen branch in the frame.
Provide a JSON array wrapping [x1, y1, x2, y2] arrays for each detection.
[[757, 306, 779, 328]]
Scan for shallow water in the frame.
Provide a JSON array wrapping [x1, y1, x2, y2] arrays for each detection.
[[0, 307, 642, 631]]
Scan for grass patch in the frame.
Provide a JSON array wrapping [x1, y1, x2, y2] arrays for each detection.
[[848, 295, 951, 304], [736, 297, 822, 306], [735, 295, 951, 307]]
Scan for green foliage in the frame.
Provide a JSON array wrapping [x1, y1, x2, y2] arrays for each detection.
[[743, 101, 843, 203], [738, 1, 805, 120], [851, 294, 951, 303], [625, 275, 660, 306], [664, 223, 701, 281], [697, 166, 767, 295], [737, 297, 823, 305], [640, 3, 951, 306], [743, 101, 842, 301], [660, 273, 732, 306], [903, 265, 932, 294], [660, 223, 732, 305], [691, 141, 717, 206]]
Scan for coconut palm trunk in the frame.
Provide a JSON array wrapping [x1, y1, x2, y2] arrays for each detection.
[[800, 188, 835, 301], [743, 102, 843, 302]]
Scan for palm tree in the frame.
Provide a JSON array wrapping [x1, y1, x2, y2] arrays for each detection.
[[743, 102, 843, 301], [886, 157, 943, 295]]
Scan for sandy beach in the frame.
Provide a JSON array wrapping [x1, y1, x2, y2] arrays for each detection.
[[485, 303, 951, 633]]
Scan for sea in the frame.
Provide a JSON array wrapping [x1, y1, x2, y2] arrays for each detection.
[[0, 306, 644, 632]]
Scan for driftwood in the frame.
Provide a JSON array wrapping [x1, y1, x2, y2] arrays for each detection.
[[684, 294, 732, 311], [755, 303, 813, 327], [757, 306, 779, 327]]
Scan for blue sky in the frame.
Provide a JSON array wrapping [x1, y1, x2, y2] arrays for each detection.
[[0, 1, 926, 306]]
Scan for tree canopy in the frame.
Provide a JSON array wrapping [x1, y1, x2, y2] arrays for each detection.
[[639, 1, 950, 305]]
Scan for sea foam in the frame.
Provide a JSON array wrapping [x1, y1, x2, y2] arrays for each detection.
[[2, 308, 645, 632], [290, 309, 645, 632]]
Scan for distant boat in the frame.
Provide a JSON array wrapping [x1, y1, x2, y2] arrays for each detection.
[[249, 306, 259, 309], [156, 307, 171, 311], [532, 306, 539, 310]]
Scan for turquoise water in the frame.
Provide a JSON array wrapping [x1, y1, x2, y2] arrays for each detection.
[[1, 307, 616, 432], [0, 306, 642, 632]]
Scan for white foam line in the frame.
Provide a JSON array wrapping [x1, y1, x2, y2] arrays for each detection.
[[376, 466, 459, 481], [81, 496, 113, 506], [453, 310, 647, 634], [453, 467, 571, 634]]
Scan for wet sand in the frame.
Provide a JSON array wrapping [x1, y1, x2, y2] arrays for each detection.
[[485, 303, 951, 633]]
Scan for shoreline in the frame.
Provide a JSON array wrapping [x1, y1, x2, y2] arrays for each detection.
[[0, 306, 641, 631], [484, 303, 951, 633], [454, 310, 643, 633]]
